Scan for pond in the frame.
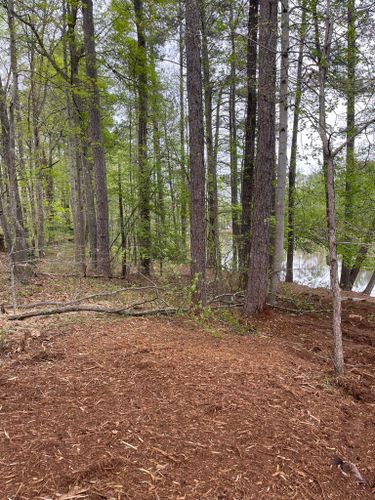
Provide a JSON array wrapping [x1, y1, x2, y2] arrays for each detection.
[[281, 251, 375, 297]]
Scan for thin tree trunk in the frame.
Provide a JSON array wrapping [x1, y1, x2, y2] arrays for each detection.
[[179, 0, 188, 252], [270, 0, 289, 302], [153, 117, 165, 273], [229, 4, 239, 271], [240, 0, 258, 278], [133, 0, 151, 275], [63, 3, 86, 274], [118, 163, 127, 278], [340, 0, 356, 291], [186, 0, 206, 305], [7, 0, 25, 230], [286, 0, 307, 283], [82, 0, 111, 276], [314, 0, 344, 375], [201, 3, 220, 271], [244, 0, 277, 315]]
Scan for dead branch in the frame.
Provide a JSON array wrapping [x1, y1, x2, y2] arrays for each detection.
[[8, 304, 184, 321], [5, 285, 164, 311]]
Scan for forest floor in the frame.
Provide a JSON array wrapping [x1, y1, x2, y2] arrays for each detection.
[[0, 266, 374, 499]]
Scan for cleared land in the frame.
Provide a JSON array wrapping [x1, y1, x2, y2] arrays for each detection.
[[0, 275, 374, 499]]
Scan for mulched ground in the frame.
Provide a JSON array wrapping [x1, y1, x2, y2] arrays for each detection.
[[0, 284, 374, 499]]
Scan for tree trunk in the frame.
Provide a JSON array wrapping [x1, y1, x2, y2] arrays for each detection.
[[0, 75, 30, 280], [340, 0, 356, 291], [363, 270, 375, 296], [243, 0, 277, 315], [286, 0, 307, 283], [201, 4, 220, 271], [186, 0, 206, 305], [118, 163, 127, 278], [229, 4, 239, 271], [270, 0, 289, 301], [7, 0, 25, 230], [314, 0, 344, 375], [82, 0, 111, 276], [240, 0, 258, 278], [133, 0, 151, 275], [63, 4, 86, 274], [179, 0, 188, 252]]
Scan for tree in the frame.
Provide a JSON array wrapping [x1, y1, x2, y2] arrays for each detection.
[[186, 0, 206, 305], [82, 0, 111, 276], [285, 0, 307, 283], [240, 0, 258, 279], [134, 0, 152, 275], [244, 0, 277, 315], [270, 0, 289, 302], [201, 1, 220, 272]]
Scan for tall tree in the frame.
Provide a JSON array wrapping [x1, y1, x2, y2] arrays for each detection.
[[201, 2, 220, 271], [240, 0, 258, 278], [186, 0, 206, 304], [285, 0, 307, 283], [229, 2, 239, 271], [82, 0, 111, 276], [313, 0, 343, 374], [270, 0, 289, 301], [340, 0, 356, 290], [134, 0, 151, 275], [244, 0, 277, 315]]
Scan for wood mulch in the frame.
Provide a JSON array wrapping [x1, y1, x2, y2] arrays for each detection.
[[0, 284, 374, 499]]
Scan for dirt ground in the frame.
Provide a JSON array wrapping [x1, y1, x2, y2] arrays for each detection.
[[0, 279, 374, 499]]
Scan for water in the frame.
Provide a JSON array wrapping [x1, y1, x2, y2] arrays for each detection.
[[281, 251, 375, 297]]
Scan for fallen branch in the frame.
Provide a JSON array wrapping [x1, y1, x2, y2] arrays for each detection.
[[4, 285, 164, 311], [8, 304, 184, 321]]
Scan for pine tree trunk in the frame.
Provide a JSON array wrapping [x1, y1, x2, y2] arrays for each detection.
[[82, 0, 111, 276], [244, 0, 277, 315], [340, 0, 356, 291], [286, 0, 307, 283], [133, 0, 151, 275], [270, 0, 289, 302], [118, 163, 127, 278], [186, 0, 206, 305], [229, 4, 239, 271], [240, 0, 258, 278], [179, 0, 188, 252], [201, 5, 220, 271]]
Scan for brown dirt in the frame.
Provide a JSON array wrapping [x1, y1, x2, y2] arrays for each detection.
[[0, 283, 374, 499]]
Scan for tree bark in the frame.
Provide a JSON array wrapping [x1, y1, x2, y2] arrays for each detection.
[[270, 0, 289, 301], [240, 0, 258, 277], [244, 0, 277, 315], [117, 163, 127, 277], [229, 3, 239, 271], [82, 0, 111, 276], [340, 0, 356, 291], [179, 0, 188, 253], [186, 0, 206, 305], [314, 0, 344, 375], [286, 0, 307, 283], [0, 75, 30, 279], [201, 2, 220, 271], [133, 0, 151, 275]]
